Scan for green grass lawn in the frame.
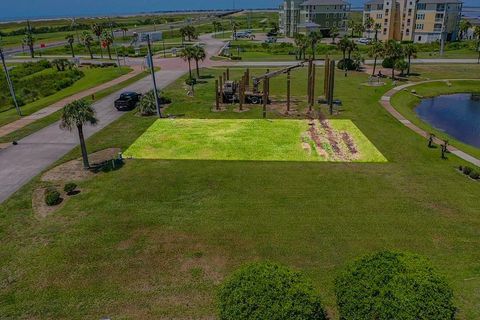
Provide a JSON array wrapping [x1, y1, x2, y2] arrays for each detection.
[[124, 119, 386, 162], [1, 67, 479, 319], [0, 66, 131, 127]]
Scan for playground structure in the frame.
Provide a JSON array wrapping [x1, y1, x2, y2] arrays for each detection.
[[214, 58, 337, 117]]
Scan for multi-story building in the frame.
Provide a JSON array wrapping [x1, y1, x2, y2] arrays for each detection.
[[363, 0, 463, 43], [280, 0, 351, 37]]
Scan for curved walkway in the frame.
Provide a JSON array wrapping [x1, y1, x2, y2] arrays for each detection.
[[380, 79, 480, 167]]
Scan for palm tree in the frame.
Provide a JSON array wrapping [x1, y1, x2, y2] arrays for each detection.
[[82, 31, 94, 59], [101, 30, 113, 60], [66, 34, 75, 57], [395, 59, 409, 76], [403, 43, 417, 75], [23, 33, 35, 58], [348, 20, 356, 38], [373, 23, 381, 41], [474, 26, 480, 63], [192, 46, 206, 78], [91, 23, 104, 58], [294, 33, 307, 60], [231, 21, 239, 40], [307, 31, 322, 60], [180, 46, 196, 79], [368, 41, 384, 76], [330, 26, 340, 44], [121, 26, 129, 38], [338, 36, 350, 62], [212, 21, 222, 34], [364, 17, 375, 39], [60, 99, 98, 169], [384, 40, 404, 80], [353, 23, 365, 38], [459, 19, 472, 40]]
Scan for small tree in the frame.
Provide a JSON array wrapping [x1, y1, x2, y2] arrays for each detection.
[[364, 16, 375, 39], [231, 21, 239, 40], [459, 19, 472, 40], [308, 31, 322, 60], [121, 26, 128, 38], [66, 34, 75, 58], [60, 99, 98, 169], [368, 40, 384, 75], [101, 30, 113, 60], [330, 26, 339, 44], [384, 39, 404, 80], [180, 46, 196, 79], [374, 23, 381, 41], [335, 251, 456, 320], [23, 33, 35, 58], [403, 43, 417, 75], [192, 46, 206, 78], [294, 33, 308, 60], [395, 59, 409, 76], [91, 23, 104, 58], [218, 262, 327, 320], [474, 26, 480, 64], [82, 31, 94, 59]]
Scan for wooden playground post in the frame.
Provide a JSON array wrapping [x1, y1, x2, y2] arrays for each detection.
[[246, 68, 250, 89], [263, 78, 268, 119], [287, 70, 291, 112], [328, 60, 336, 115], [223, 72, 227, 83], [312, 62, 316, 109], [239, 76, 244, 111], [219, 75, 223, 103], [215, 79, 220, 110], [226, 68, 230, 80], [324, 57, 330, 97]]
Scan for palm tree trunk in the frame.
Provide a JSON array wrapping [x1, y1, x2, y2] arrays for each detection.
[[77, 125, 90, 169], [98, 36, 103, 58], [70, 44, 75, 58], [195, 59, 200, 78], [29, 46, 34, 58], [107, 45, 112, 60], [392, 66, 395, 80], [87, 46, 93, 59], [372, 57, 377, 76], [188, 59, 192, 79], [407, 55, 411, 75], [312, 44, 315, 60]]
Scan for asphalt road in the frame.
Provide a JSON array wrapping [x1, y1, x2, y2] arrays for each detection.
[[0, 69, 184, 203]]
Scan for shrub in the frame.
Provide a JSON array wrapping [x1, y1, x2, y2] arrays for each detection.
[[337, 58, 360, 71], [218, 262, 326, 320], [44, 187, 61, 206], [469, 171, 479, 180], [230, 56, 242, 60], [185, 78, 197, 86], [463, 166, 473, 175], [137, 90, 170, 116], [63, 182, 77, 195], [381, 57, 396, 69], [335, 251, 456, 320]]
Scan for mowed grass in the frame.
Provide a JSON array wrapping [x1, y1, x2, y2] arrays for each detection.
[[124, 119, 386, 162], [0, 67, 480, 319], [0, 66, 131, 127]]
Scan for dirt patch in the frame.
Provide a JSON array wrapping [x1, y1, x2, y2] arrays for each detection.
[[32, 185, 67, 218], [42, 148, 121, 182]]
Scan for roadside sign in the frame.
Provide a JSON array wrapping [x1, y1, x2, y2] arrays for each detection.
[[40, 43, 46, 48]]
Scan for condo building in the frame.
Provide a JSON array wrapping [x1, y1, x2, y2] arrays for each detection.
[[280, 0, 351, 37], [363, 0, 463, 43]]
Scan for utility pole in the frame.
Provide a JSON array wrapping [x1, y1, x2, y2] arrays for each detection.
[[0, 45, 22, 116], [146, 34, 162, 118], [109, 19, 121, 66]]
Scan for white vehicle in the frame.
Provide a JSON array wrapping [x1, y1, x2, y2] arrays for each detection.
[[358, 38, 372, 45]]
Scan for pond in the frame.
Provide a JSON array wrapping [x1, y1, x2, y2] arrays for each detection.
[[415, 93, 480, 148]]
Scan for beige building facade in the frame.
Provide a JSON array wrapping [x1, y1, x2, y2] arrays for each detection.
[[363, 0, 463, 43]]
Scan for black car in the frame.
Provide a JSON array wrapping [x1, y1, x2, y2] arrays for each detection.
[[114, 92, 141, 111]]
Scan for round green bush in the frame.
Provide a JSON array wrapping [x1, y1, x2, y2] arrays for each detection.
[[63, 182, 77, 195], [218, 262, 326, 320], [335, 251, 456, 320], [381, 57, 396, 69], [44, 188, 61, 206], [337, 58, 359, 71]]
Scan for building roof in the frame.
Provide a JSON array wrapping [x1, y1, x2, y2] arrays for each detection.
[[365, 0, 384, 5], [301, 0, 350, 5], [417, 0, 462, 3]]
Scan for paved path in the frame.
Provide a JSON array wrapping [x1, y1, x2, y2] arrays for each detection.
[[0, 65, 144, 139], [380, 79, 480, 168], [0, 34, 227, 203]]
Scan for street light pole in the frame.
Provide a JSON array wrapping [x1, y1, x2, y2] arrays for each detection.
[[146, 34, 162, 118], [0, 45, 22, 116]]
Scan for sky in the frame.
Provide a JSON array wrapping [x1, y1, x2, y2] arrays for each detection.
[[0, 0, 478, 20]]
